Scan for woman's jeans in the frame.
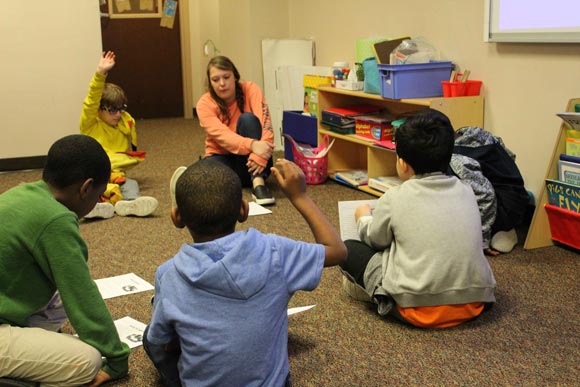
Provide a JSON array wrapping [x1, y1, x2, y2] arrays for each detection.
[[206, 112, 273, 187]]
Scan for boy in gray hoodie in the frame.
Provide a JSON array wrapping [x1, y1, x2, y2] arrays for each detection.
[[341, 109, 496, 329]]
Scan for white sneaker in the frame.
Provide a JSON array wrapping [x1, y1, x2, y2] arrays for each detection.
[[170, 166, 187, 208], [491, 228, 518, 253], [342, 276, 371, 302], [84, 202, 115, 219], [114, 196, 159, 217]]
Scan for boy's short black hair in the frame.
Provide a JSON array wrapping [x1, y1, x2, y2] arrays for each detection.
[[176, 159, 242, 237], [42, 134, 111, 189], [395, 109, 455, 174]]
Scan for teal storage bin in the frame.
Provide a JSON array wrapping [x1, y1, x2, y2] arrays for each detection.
[[362, 57, 381, 95], [378, 61, 453, 99]]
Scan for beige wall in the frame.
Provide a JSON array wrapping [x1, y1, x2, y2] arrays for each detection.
[[187, 0, 289, 105], [284, 0, 580, 198], [0, 1, 102, 159], [4, 1, 580, 199]]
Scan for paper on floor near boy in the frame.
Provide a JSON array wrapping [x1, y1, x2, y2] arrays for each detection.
[[287, 304, 316, 316], [115, 316, 147, 349], [249, 201, 272, 216], [95, 273, 154, 300], [338, 200, 378, 241]]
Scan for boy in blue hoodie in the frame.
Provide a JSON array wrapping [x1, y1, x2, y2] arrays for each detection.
[[143, 158, 346, 387]]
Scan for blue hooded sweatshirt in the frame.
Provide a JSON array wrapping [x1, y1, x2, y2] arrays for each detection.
[[147, 228, 325, 387]]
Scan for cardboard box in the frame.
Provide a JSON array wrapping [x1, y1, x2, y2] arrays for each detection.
[[355, 115, 394, 141], [282, 111, 317, 161]]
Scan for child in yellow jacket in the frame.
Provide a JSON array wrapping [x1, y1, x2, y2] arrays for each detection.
[[80, 51, 157, 219]]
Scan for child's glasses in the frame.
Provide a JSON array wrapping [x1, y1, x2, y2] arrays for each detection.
[[100, 104, 127, 114]]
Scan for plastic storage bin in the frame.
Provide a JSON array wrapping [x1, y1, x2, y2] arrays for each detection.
[[282, 111, 318, 161], [284, 134, 330, 185], [378, 61, 453, 99], [545, 203, 580, 249], [441, 80, 483, 97]]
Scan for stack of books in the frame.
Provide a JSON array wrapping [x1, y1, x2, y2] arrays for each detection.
[[545, 112, 580, 211], [321, 105, 382, 135], [334, 170, 368, 187]]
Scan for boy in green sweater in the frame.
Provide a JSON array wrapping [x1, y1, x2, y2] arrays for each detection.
[[0, 135, 130, 386]]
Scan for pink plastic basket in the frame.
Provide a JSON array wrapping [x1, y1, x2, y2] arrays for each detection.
[[284, 134, 330, 185]]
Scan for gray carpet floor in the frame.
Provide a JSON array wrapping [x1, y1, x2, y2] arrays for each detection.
[[1, 117, 579, 386]]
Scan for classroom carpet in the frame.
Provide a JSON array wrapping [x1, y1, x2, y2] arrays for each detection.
[[0, 117, 578, 387]]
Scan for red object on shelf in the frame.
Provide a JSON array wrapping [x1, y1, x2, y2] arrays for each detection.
[[285, 134, 331, 185], [441, 80, 482, 97], [544, 203, 580, 249]]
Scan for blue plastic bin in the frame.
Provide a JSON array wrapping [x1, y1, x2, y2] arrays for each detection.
[[282, 111, 318, 161], [378, 61, 453, 99]]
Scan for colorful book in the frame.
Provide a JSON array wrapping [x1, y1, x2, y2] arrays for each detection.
[[545, 179, 580, 212], [334, 170, 368, 187], [565, 137, 580, 157], [559, 153, 580, 164], [321, 105, 382, 128], [374, 139, 396, 150], [558, 159, 580, 186]]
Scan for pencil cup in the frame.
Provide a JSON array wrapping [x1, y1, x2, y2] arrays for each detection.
[[465, 80, 482, 96], [441, 80, 482, 97]]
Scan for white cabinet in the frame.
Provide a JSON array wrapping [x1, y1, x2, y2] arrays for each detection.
[[261, 39, 316, 149]]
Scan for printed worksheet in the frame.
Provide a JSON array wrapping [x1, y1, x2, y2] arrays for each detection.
[[249, 201, 272, 216], [95, 273, 154, 300], [338, 200, 377, 241], [114, 316, 147, 349]]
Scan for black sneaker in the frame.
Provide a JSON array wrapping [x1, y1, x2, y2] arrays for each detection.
[[252, 185, 275, 206]]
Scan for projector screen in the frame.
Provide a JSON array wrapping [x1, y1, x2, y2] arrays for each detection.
[[484, 0, 580, 43]]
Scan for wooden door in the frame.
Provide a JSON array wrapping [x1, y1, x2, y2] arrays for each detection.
[[99, 1, 183, 119]]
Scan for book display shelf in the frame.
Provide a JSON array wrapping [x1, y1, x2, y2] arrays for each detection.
[[524, 97, 580, 250], [316, 86, 484, 197]]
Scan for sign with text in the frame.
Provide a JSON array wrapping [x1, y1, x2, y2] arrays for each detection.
[[545, 179, 580, 212]]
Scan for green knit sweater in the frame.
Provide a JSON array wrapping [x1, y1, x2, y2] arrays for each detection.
[[0, 181, 129, 379]]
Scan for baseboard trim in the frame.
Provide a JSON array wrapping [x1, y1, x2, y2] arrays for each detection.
[[0, 156, 46, 172]]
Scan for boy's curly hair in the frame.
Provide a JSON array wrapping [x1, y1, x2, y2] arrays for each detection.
[[43, 134, 110, 189], [176, 159, 242, 237]]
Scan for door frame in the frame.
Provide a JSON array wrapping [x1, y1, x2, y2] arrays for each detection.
[[178, 0, 193, 119]]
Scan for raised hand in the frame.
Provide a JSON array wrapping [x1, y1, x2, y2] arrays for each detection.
[[271, 158, 306, 200], [97, 51, 116, 75]]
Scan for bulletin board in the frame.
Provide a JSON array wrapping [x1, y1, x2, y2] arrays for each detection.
[[108, 0, 163, 19]]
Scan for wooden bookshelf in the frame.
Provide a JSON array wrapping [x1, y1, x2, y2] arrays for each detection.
[[524, 97, 580, 249], [316, 86, 484, 197]]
